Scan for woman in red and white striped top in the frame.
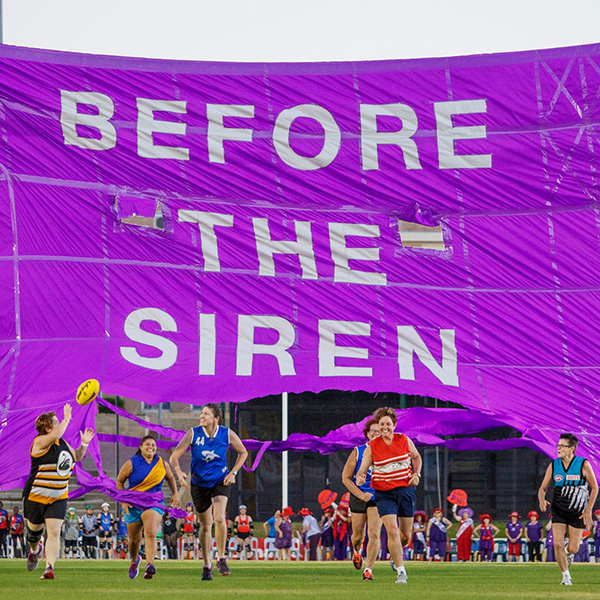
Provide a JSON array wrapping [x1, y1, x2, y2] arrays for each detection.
[[356, 407, 422, 584]]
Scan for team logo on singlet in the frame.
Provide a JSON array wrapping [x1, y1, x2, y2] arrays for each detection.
[[57, 450, 74, 477], [201, 450, 219, 462], [554, 475, 563, 483]]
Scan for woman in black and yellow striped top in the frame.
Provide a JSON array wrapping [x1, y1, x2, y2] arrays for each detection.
[[23, 403, 94, 580]]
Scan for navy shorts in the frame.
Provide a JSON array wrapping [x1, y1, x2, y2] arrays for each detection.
[[374, 486, 415, 518]]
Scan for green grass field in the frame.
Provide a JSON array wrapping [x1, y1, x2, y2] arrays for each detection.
[[2, 560, 600, 599]]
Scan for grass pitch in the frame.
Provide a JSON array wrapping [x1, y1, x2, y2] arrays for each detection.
[[1, 559, 600, 599]]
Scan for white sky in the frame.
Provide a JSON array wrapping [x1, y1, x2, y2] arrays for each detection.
[[4, 0, 600, 62]]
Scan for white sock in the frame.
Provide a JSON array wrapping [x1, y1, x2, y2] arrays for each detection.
[[562, 569, 570, 578], [397, 566, 406, 575]]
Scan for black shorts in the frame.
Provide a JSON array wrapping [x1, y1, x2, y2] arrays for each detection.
[[23, 498, 67, 525], [552, 504, 585, 529], [99, 530, 112, 539], [82, 535, 98, 546], [237, 531, 251, 540], [64, 539, 78, 549], [191, 481, 230, 514], [349, 493, 377, 514]]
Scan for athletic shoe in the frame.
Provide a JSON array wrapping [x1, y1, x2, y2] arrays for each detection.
[[217, 557, 230, 576], [363, 569, 373, 581], [40, 566, 54, 580], [202, 564, 213, 581], [395, 571, 408, 584], [27, 542, 43, 572], [352, 551, 363, 570], [561, 577, 573, 586], [389, 558, 397, 572], [128, 555, 141, 579], [144, 563, 156, 580]]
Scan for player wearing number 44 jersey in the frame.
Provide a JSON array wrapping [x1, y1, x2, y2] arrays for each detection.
[[538, 433, 598, 586], [170, 404, 248, 581]]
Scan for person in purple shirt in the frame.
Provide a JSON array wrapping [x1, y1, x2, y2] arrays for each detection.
[[474, 515, 499, 562], [505, 512, 523, 562], [426, 509, 452, 561], [594, 510, 600, 563], [573, 528, 590, 563], [525, 511, 544, 562], [545, 517, 555, 562]]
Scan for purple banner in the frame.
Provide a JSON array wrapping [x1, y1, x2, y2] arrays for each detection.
[[2, 42, 600, 490]]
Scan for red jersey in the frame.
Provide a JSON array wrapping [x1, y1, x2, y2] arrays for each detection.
[[237, 515, 250, 534], [183, 512, 195, 534], [369, 433, 412, 491]]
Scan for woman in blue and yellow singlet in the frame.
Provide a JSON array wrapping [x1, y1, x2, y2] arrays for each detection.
[[116, 435, 179, 580]]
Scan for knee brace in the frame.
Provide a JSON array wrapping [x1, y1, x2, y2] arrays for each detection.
[[99, 541, 106, 550], [27, 529, 43, 546], [237, 544, 242, 553]]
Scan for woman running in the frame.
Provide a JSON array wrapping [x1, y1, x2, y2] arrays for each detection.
[[116, 435, 179, 579], [356, 406, 422, 584]]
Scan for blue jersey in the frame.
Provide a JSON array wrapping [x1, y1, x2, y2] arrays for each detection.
[[99, 511, 113, 532], [117, 516, 127, 538], [352, 444, 374, 495], [128, 454, 167, 509], [190, 425, 230, 488], [552, 456, 590, 515]]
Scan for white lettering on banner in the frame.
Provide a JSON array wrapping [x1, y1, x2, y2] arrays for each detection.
[[360, 103, 422, 170], [207, 104, 255, 163], [60, 91, 117, 150], [318, 320, 372, 377], [178, 210, 234, 272], [253, 218, 318, 279], [60, 91, 493, 171], [434, 99, 492, 169], [120, 308, 178, 370], [273, 104, 341, 170], [136, 98, 189, 160], [397, 326, 459, 386], [236, 315, 296, 376], [329, 223, 387, 286], [119, 310, 460, 386], [199, 314, 216, 375]]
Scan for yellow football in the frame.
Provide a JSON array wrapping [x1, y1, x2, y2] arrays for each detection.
[[76, 379, 100, 405]]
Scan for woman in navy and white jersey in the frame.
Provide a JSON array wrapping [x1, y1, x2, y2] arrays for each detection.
[[538, 433, 598, 586], [23, 404, 94, 580], [170, 404, 247, 580], [341, 416, 381, 581]]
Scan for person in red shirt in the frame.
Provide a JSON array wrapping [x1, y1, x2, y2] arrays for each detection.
[[0, 501, 8, 558], [181, 503, 197, 560], [356, 407, 422, 584], [10, 506, 25, 558], [234, 505, 254, 559]]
